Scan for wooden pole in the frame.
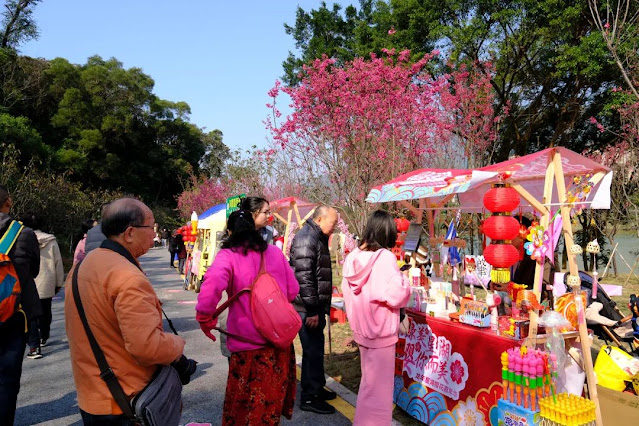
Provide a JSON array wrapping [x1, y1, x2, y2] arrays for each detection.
[[399, 200, 420, 217], [292, 200, 303, 224], [624, 257, 639, 287], [601, 242, 618, 279], [553, 149, 603, 426], [416, 198, 426, 224], [273, 212, 288, 225], [525, 150, 556, 343], [282, 208, 294, 259], [301, 208, 315, 226]]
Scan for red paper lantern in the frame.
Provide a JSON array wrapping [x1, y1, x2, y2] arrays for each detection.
[[482, 215, 520, 241], [483, 244, 519, 268], [482, 183, 521, 283], [396, 218, 410, 233], [483, 186, 520, 213]]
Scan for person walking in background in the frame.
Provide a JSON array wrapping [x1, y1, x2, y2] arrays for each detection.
[[18, 213, 65, 357], [168, 230, 178, 268], [196, 210, 299, 425], [64, 198, 196, 424], [240, 196, 276, 244], [73, 219, 97, 265], [176, 232, 186, 274], [341, 210, 411, 425], [289, 205, 338, 414], [84, 203, 109, 255], [161, 227, 169, 247], [0, 185, 41, 424]]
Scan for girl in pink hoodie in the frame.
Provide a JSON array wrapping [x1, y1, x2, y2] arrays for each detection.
[[342, 210, 411, 425]]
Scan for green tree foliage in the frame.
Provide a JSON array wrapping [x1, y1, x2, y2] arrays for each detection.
[[0, 0, 41, 49], [282, 0, 626, 159], [283, 0, 438, 85], [0, 112, 49, 162], [0, 53, 229, 205], [1, 143, 124, 253]]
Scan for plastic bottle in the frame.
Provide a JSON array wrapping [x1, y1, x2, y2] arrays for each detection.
[[410, 267, 421, 286]]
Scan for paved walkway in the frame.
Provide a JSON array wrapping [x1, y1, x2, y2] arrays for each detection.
[[15, 247, 353, 425]]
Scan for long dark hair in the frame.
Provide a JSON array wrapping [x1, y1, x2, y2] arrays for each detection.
[[240, 196, 268, 214], [360, 210, 397, 252], [221, 210, 268, 255]]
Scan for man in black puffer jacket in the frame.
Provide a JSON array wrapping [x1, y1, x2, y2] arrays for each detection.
[[289, 205, 338, 415]]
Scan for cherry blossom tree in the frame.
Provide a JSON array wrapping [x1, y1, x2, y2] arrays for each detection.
[[266, 49, 504, 233], [176, 175, 227, 219], [586, 1, 639, 274]]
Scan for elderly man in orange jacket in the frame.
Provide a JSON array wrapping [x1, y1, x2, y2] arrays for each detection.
[[65, 198, 195, 424]]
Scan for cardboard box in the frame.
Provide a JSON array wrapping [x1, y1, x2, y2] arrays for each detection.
[[597, 385, 639, 424]]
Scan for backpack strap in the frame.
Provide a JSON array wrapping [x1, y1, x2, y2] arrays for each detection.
[[210, 250, 268, 345], [257, 251, 267, 277], [0, 221, 23, 255]]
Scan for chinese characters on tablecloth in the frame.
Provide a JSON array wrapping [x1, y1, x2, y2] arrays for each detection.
[[401, 322, 469, 400]]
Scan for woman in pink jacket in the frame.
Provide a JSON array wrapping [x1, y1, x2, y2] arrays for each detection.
[[196, 209, 299, 425], [342, 210, 411, 425]]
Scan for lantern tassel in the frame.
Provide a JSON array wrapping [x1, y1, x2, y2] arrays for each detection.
[[491, 268, 511, 284]]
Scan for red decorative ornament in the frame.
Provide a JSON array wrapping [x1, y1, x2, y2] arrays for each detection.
[[482, 184, 521, 283], [398, 218, 410, 233], [482, 215, 520, 241], [483, 186, 520, 213], [483, 244, 520, 268]]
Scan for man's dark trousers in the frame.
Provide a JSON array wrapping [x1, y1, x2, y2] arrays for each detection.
[[0, 313, 27, 425], [298, 311, 327, 400]]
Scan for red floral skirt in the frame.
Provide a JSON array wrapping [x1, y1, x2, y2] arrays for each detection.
[[222, 345, 296, 425]]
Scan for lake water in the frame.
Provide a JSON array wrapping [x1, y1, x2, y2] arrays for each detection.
[[578, 233, 639, 275]]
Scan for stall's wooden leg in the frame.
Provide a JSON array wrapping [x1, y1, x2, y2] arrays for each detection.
[[601, 242, 618, 279], [553, 150, 603, 426], [292, 201, 303, 224], [624, 257, 639, 287], [282, 209, 293, 259]]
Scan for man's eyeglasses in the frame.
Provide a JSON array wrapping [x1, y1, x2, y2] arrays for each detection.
[[131, 225, 154, 229]]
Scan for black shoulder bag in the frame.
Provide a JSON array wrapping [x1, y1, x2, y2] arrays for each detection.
[[71, 261, 183, 426]]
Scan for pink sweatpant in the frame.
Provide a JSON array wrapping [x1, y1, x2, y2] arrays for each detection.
[[354, 344, 396, 426]]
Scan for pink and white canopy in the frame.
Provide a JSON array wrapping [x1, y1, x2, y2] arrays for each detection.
[[365, 147, 612, 211], [270, 197, 319, 223]]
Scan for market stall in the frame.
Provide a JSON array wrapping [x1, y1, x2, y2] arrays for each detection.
[[269, 197, 319, 257], [367, 147, 613, 425], [182, 203, 226, 292]]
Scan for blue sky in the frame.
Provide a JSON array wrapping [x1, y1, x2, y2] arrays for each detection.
[[20, 0, 333, 153]]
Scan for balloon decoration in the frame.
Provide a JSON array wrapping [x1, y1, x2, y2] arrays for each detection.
[[482, 184, 520, 284]]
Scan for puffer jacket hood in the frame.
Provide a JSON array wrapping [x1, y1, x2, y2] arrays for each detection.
[[342, 249, 385, 295]]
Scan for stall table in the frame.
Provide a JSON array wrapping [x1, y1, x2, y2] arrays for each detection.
[[394, 310, 522, 425]]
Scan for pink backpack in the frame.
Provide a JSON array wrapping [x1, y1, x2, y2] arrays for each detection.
[[212, 251, 301, 349]]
